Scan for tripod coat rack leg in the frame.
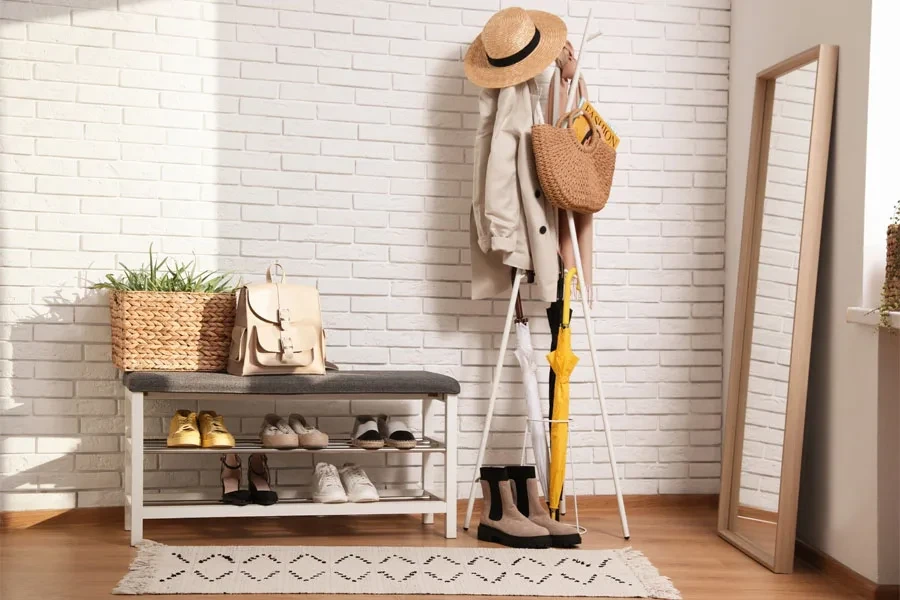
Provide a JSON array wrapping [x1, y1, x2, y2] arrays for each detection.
[[551, 7, 629, 539], [565, 211, 630, 539], [463, 270, 524, 531]]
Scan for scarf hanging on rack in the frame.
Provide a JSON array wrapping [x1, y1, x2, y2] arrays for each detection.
[[547, 41, 593, 304]]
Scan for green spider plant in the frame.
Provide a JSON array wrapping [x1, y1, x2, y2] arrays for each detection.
[[92, 245, 238, 294]]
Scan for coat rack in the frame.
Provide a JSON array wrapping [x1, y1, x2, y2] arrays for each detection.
[[463, 9, 630, 540]]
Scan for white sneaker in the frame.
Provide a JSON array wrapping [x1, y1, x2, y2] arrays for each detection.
[[312, 462, 347, 503], [339, 463, 379, 503]]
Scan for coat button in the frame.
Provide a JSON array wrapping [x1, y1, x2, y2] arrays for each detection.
[[539, 226, 547, 234], [535, 189, 542, 198]]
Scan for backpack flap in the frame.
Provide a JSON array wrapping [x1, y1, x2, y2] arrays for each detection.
[[244, 283, 322, 326], [253, 324, 320, 367]]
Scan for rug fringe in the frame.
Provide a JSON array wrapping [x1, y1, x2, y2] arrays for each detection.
[[113, 540, 166, 595], [618, 547, 682, 600]]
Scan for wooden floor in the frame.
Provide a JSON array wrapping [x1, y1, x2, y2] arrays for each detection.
[[0, 497, 866, 599]]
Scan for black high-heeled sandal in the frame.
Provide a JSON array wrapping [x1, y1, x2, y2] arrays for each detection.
[[248, 453, 278, 506], [220, 454, 251, 506]]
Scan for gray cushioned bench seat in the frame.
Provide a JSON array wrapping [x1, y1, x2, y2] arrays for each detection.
[[122, 370, 460, 396]]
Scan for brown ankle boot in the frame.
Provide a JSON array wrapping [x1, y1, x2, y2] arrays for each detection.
[[477, 467, 552, 548], [507, 465, 582, 547]]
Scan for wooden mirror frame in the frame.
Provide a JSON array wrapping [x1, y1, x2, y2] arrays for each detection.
[[718, 44, 838, 574]]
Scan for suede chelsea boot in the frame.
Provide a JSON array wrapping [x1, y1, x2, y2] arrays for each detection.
[[477, 466, 552, 548], [506, 465, 582, 547]]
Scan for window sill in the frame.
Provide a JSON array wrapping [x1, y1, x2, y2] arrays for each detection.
[[846, 306, 900, 329]]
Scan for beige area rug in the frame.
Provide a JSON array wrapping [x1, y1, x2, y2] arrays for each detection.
[[114, 541, 680, 598]]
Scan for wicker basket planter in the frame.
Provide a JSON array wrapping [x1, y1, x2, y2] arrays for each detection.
[[109, 291, 236, 372], [885, 224, 900, 315]]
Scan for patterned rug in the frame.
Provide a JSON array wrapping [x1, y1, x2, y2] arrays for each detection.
[[114, 541, 680, 598]]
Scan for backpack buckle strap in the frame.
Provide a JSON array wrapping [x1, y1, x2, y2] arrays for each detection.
[[277, 308, 291, 329], [280, 334, 294, 359]]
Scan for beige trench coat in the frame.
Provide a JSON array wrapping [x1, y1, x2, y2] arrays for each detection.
[[470, 80, 559, 303]]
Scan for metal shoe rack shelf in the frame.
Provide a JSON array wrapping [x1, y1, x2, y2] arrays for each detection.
[[122, 371, 459, 546]]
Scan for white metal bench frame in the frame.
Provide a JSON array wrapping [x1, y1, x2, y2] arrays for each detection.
[[124, 390, 458, 545]]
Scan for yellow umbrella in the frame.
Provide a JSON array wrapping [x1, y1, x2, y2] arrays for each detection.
[[546, 267, 579, 519]]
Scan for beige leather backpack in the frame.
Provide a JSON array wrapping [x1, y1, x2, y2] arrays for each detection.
[[228, 264, 326, 376]]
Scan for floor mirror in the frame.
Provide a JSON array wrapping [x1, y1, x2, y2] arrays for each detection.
[[718, 45, 838, 574]]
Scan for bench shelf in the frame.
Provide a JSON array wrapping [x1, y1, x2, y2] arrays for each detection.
[[142, 437, 445, 454], [122, 370, 459, 546]]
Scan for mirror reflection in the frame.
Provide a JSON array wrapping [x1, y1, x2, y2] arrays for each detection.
[[734, 62, 818, 555]]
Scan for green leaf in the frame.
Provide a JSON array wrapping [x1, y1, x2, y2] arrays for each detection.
[[89, 245, 237, 293]]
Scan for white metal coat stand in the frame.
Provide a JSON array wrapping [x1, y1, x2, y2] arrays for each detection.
[[463, 10, 630, 539]]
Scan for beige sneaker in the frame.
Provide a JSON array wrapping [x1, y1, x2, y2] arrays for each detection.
[[288, 414, 329, 449], [167, 410, 200, 448]]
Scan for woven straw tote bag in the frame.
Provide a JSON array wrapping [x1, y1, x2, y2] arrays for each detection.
[[532, 108, 616, 214]]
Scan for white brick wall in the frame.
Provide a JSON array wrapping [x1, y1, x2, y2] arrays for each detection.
[[0, 0, 729, 511], [739, 63, 815, 512]]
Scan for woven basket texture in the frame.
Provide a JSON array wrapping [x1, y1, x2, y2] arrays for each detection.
[[532, 122, 616, 214], [109, 291, 235, 372], [885, 224, 900, 310]]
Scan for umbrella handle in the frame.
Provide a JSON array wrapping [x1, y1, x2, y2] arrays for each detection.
[[514, 293, 526, 324], [511, 269, 527, 323], [561, 268, 577, 328]]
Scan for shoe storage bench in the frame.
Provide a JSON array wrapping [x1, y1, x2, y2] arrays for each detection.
[[122, 370, 459, 546]]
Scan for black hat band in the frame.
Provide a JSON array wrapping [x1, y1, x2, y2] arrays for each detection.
[[486, 28, 541, 68]]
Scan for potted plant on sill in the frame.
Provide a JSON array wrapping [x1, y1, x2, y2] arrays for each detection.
[[93, 246, 238, 372], [881, 200, 900, 329]]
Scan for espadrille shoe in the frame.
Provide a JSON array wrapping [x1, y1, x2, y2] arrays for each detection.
[[198, 411, 235, 449], [351, 415, 384, 450], [507, 465, 581, 547], [377, 415, 416, 450], [167, 410, 200, 448]]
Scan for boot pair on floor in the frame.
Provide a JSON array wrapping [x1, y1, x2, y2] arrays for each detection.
[[478, 466, 581, 549]]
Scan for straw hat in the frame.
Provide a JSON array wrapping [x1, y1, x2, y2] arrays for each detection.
[[464, 7, 567, 89]]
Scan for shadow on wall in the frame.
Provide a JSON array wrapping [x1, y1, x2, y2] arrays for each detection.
[[796, 78, 840, 550], [1, 0, 234, 512], [0, 0, 491, 509], [0, 285, 119, 510]]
